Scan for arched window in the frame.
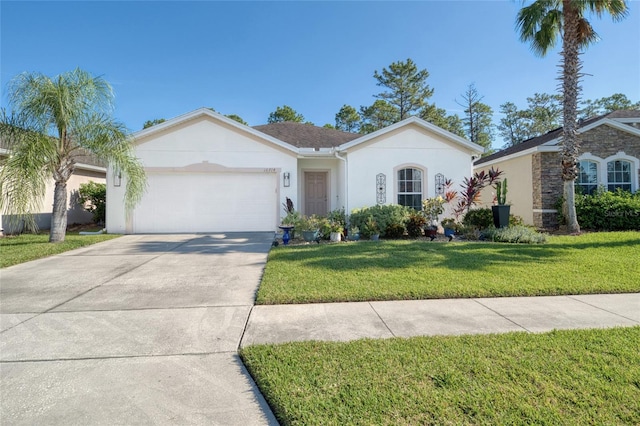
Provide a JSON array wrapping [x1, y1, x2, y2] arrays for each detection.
[[607, 160, 632, 192], [397, 167, 423, 210], [577, 160, 598, 195]]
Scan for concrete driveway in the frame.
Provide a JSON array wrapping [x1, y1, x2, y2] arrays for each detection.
[[0, 233, 278, 425]]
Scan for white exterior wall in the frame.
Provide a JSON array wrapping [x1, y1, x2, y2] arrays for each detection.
[[106, 116, 297, 233], [345, 125, 475, 216]]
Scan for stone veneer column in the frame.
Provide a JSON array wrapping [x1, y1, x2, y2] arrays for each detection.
[[532, 152, 563, 229]]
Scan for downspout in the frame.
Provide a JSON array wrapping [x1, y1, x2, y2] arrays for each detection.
[[333, 148, 348, 216]]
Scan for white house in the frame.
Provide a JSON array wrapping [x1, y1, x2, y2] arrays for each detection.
[[106, 108, 484, 233]]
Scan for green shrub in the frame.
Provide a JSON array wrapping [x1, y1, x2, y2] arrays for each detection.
[[556, 189, 640, 230], [78, 181, 106, 224], [509, 214, 524, 226], [327, 207, 346, 228], [462, 208, 493, 230], [458, 224, 483, 240], [483, 225, 547, 244], [281, 210, 301, 226], [385, 223, 406, 239], [349, 204, 412, 237], [316, 216, 332, 240], [405, 213, 426, 238]]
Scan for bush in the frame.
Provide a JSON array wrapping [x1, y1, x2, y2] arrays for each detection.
[[462, 208, 493, 230], [78, 181, 106, 224], [556, 189, 640, 231], [349, 204, 412, 238], [327, 207, 346, 229], [316, 216, 332, 240], [406, 213, 426, 238], [509, 214, 524, 227], [385, 223, 406, 239], [483, 225, 547, 244]]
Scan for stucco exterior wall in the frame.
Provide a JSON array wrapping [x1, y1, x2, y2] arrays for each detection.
[[106, 116, 297, 233], [345, 125, 476, 214], [1, 163, 105, 234], [474, 154, 534, 225]]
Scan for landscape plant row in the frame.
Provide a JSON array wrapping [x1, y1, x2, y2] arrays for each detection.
[[556, 188, 640, 231]]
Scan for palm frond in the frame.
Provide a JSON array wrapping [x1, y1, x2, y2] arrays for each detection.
[[516, 0, 563, 56], [583, 0, 629, 21], [76, 113, 146, 212], [0, 111, 53, 232]]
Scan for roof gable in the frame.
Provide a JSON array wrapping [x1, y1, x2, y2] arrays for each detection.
[[475, 110, 640, 166], [338, 116, 484, 154], [133, 108, 299, 153]]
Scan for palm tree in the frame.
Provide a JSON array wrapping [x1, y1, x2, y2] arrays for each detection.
[[0, 68, 146, 242], [516, 0, 628, 233]]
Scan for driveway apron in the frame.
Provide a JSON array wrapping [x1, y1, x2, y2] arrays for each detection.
[[0, 233, 278, 425]]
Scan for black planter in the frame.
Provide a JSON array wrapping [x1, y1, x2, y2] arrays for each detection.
[[492, 205, 511, 228]]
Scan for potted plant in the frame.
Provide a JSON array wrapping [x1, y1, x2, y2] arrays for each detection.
[[300, 215, 321, 243], [422, 196, 446, 240], [365, 218, 380, 241], [329, 220, 343, 242], [349, 226, 360, 241], [281, 210, 300, 240], [441, 218, 458, 241], [491, 178, 510, 228]]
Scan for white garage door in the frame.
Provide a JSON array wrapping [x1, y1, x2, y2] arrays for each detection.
[[132, 172, 278, 233]]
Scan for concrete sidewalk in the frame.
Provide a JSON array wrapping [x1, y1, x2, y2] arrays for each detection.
[[241, 293, 640, 346]]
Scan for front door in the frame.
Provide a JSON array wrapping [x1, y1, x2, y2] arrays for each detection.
[[305, 171, 328, 216]]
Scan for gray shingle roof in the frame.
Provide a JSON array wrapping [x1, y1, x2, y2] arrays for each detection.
[[475, 110, 640, 165], [253, 122, 360, 149]]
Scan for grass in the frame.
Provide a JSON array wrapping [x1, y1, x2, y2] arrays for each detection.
[[0, 231, 120, 268], [257, 231, 640, 304], [241, 327, 640, 425]]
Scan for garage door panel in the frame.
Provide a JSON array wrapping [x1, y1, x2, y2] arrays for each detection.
[[133, 172, 277, 233]]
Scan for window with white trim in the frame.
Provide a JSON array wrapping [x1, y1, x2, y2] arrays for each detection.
[[607, 160, 632, 192], [577, 160, 598, 195], [397, 167, 422, 210]]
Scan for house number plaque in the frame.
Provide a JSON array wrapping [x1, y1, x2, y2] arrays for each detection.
[[376, 173, 386, 205]]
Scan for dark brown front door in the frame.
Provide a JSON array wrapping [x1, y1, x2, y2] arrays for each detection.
[[305, 171, 328, 216]]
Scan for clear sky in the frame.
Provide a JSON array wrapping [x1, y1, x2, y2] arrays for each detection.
[[2, 1, 639, 149]]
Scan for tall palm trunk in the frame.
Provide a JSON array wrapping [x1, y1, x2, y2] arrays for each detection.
[[50, 157, 74, 242], [560, 0, 581, 234], [50, 180, 68, 242]]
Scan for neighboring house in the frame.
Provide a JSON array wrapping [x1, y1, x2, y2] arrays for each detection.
[[474, 110, 640, 228], [107, 108, 484, 233], [0, 140, 106, 235]]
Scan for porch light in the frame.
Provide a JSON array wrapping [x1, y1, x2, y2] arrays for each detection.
[[114, 170, 122, 187], [283, 172, 291, 187]]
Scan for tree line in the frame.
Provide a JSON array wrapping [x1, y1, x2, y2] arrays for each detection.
[[146, 58, 638, 157]]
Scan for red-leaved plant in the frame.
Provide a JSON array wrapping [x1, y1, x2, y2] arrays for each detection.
[[453, 167, 503, 219]]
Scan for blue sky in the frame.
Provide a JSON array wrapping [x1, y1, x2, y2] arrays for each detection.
[[2, 1, 639, 149]]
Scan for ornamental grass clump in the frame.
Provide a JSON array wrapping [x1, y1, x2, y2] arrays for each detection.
[[484, 225, 547, 244]]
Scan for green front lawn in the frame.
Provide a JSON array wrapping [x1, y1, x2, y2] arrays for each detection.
[[258, 232, 640, 304], [241, 327, 640, 425], [0, 232, 120, 268]]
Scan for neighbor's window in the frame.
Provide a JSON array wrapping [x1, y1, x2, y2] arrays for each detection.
[[607, 160, 632, 192], [577, 160, 598, 195], [397, 168, 423, 210]]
